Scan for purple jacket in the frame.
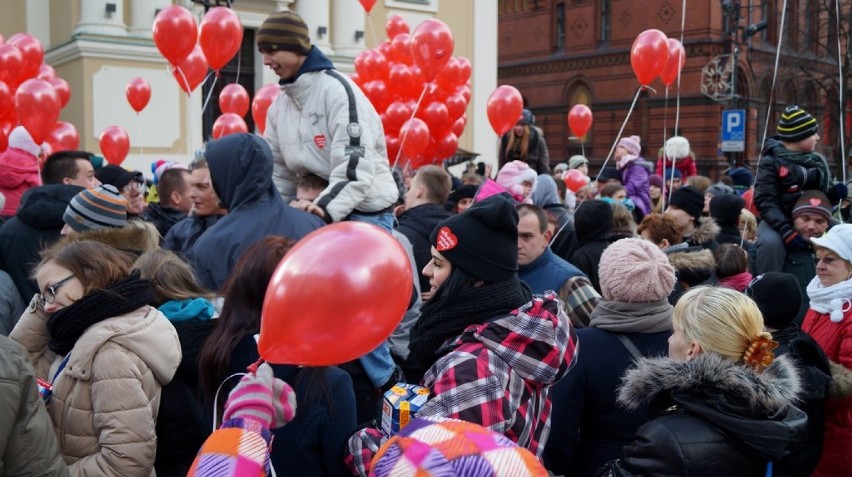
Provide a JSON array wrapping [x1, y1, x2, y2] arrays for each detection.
[[619, 157, 652, 216]]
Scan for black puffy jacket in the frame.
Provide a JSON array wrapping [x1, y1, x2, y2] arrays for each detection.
[[596, 353, 808, 477]]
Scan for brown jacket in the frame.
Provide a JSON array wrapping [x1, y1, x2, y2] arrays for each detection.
[[11, 305, 180, 477]]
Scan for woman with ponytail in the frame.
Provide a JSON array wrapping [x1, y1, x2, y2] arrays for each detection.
[[597, 286, 807, 477]]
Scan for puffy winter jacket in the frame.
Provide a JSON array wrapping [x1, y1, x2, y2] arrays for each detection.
[[0, 147, 40, 218]]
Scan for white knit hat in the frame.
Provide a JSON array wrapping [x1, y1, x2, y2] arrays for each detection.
[[8, 126, 42, 157], [664, 136, 690, 159]]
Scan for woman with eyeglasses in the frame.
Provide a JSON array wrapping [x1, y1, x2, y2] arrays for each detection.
[[10, 240, 181, 477], [801, 224, 852, 477]]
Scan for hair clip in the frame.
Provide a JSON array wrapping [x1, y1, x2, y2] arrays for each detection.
[[742, 336, 779, 371]]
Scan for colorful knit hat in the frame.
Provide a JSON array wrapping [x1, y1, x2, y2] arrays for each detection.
[[63, 184, 127, 232], [151, 159, 189, 185], [617, 135, 642, 156], [777, 105, 818, 142], [370, 417, 547, 477], [791, 190, 832, 221], [256, 10, 311, 55]]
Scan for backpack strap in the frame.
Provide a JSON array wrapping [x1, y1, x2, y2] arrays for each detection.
[[613, 333, 643, 360]]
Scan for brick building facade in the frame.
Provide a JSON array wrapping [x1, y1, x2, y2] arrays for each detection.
[[498, 0, 845, 179]]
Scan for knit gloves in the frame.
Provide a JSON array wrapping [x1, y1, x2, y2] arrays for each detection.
[[222, 363, 296, 430]]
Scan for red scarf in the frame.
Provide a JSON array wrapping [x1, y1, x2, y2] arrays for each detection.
[[720, 271, 753, 292]]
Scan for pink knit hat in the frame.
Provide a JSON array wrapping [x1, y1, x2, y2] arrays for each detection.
[[599, 237, 676, 302], [617, 135, 642, 156], [496, 160, 537, 197]]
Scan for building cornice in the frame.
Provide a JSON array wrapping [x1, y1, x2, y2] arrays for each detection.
[[45, 35, 164, 67]]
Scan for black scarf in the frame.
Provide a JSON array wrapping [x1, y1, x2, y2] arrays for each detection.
[[769, 143, 831, 192], [47, 270, 154, 355], [409, 278, 532, 372]]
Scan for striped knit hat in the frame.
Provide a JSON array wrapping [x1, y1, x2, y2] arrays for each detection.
[[777, 105, 818, 142], [256, 10, 311, 55], [371, 417, 547, 477], [63, 184, 128, 233], [791, 190, 832, 221]]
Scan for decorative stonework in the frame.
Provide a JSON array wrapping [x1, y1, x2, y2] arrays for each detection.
[[619, 10, 632, 28], [533, 24, 545, 41], [571, 16, 588, 35], [658, 0, 675, 24]]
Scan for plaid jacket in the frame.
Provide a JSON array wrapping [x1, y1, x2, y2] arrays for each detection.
[[346, 292, 578, 476]]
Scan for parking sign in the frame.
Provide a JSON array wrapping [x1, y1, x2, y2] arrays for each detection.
[[721, 109, 745, 152]]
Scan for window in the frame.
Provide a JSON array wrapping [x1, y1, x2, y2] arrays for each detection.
[[761, 0, 771, 41], [555, 2, 565, 50], [600, 0, 610, 43], [202, 29, 256, 141]]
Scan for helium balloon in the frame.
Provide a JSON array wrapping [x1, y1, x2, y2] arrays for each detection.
[[361, 80, 390, 113], [252, 83, 279, 135], [47, 121, 80, 153], [173, 45, 209, 94], [37, 64, 55, 80], [359, 0, 377, 13], [386, 14, 410, 39], [219, 83, 250, 117], [486, 85, 523, 136], [399, 118, 430, 158], [15, 78, 60, 144], [563, 169, 586, 193], [445, 93, 467, 121], [433, 130, 458, 159], [416, 101, 450, 135], [0, 45, 23, 87], [99, 125, 130, 165], [436, 57, 462, 91], [567, 104, 593, 138], [153, 6, 198, 66], [199, 7, 244, 73], [259, 221, 412, 366], [48, 77, 70, 109], [630, 29, 669, 86], [212, 112, 248, 139], [0, 81, 11, 118], [410, 19, 454, 81], [659, 38, 686, 87], [385, 134, 401, 164], [126, 77, 151, 113], [7, 34, 44, 83], [450, 116, 466, 137], [354, 49, 389, 82], [389, 33, 413, 65], [457, 57, 472, 83], [0, 127, 7, 151]]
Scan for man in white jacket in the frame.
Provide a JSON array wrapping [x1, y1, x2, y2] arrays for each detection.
[[258, 10, 399, 229]]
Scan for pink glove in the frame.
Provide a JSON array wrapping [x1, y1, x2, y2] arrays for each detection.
[[222, 363, 297, 429]]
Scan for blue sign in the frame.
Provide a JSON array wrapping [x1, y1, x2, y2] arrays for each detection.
[[721, 109, 745, 152]]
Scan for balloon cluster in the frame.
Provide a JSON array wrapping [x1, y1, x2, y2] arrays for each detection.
[[630, 29, 686, 88], [0, 34, 80, 155], [351, 15, 471, 168]]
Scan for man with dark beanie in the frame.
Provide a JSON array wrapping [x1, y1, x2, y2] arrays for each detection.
[[257, 9, 398, 229], [710, 193, 751, 249], [665, 185, 719, 251], [746, 272, 831, 477]]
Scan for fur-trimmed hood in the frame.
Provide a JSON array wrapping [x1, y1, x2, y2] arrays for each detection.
[[59, 221, 160, 255], [618, 353, 807, 460], [686, 216, 720, 247], [666, 247, 715, 272]]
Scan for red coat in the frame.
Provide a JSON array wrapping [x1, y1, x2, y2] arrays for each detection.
[[655, 154, 697, 180], [802, 308, 852, 477], [0, 147, 40, 217]]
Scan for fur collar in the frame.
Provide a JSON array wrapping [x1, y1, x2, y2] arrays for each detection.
[[617, 353, 801, 413], [686, 216, 720, 246], [59, 222, 160, 255], [666, 247, 715, 272]]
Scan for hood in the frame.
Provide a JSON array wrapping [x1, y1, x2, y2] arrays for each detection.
[[399, 203, 450, 239], [0, 148, 40, 189], [281, 46, 334, 86], [761, 137, 784, 156], [531, 174, 560, 207], [143, 202, 186, 223], [462, 293, 578, 385], [688, 216, 720, 246], [16, 184, 84, 229], [206, 133, 277, 210], [667, 247, 715, 271], [574, 200, 613, 243], [59, 223, 159, 255], [66, 306, 181, 385], [617, 353, 806, 460]]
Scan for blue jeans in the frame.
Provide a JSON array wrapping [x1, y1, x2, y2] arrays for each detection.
[[347, 211, 398, 387]]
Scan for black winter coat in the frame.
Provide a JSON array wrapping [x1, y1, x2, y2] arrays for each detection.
[[596, 354, 808, 477], [396, 204, 451, 292], [571, 200, 614, 293]]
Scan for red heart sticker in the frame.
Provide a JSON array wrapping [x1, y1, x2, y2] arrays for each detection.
[[314, 135, 326, 149], [436, 226, 458, 252], [809, 198, 822, 207]]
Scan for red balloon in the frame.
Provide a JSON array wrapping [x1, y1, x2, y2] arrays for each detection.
[[416, 100, 450, 134], [359, 0, 377, 13], [361, 80, 390, 113], [457, 57, 472, 83], [563, 169, 586, 193], [153, 6, 198, 66], [377, 40, 393, 60], [410, 19, 454, 81], [456, 84, 471, 103], [212, 112, 248, 139], [387, 64, 419, 101], [445, 93, 467, 121], [434, 130, 458, 159], [451, 116, 466, 137], [354, 49, 389, 82], [15, 78, 60, 144], [252, 83, 279, 135], [126, 77, 151, 113], [219, 83, 250, 117], [7, 34, 44, 83], [389, 33, 413, 65], [0, 81, 11, 118], [436, 57, 462, 90], [386, 15, 410, 39], [659, 38, 686, 87], [385, 134, 401, 164], [99, 125, 130, 165], [486, 85, 523, 136], [48, 77, 70, 109], [46, 121, 79, 153], [0, 127, 7, 151], [0, 45, 23, 87], [568, 104, 593, 138], [350, 72, 363, 87], [399, 118, 430, 158], [199, 7, 244, 72], [173, 45, 209, 94], [260, 221, 412, 365], [631, 29, 670, 86], [37, 64, 55, 80]]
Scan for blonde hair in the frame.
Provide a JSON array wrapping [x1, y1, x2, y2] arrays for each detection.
[[673, 286, 771, 364], [739, 209, 757, 241], [504, 124, 531, 161], [686, 175, 712, 192], [134, 250, 213, 306]]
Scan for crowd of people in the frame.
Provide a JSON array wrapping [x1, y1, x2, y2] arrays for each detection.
[[1, 8, 851, 477]]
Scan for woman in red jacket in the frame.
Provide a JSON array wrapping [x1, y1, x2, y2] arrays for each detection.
[[803, 223, 852, 477]]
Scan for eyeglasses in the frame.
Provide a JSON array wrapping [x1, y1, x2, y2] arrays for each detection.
[[37, 274, 75, 309], [122, 180, 147, 195]]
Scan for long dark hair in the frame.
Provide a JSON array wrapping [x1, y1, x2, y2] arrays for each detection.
[[199, 236, 333, 416]]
